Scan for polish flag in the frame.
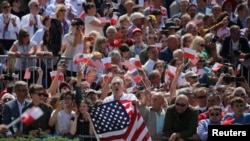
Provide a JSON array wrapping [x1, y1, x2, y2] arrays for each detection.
[[166, 65, 177, 80], [124, 72, 131, 79], [50, 71, 64, 81], [183, 48, 196, 60], [155, 43, 162, 51], [102, 72, 113, 82], [211, 62, 223, 72], [134, 55, 142, 68], [130, 68, 142, 83], [236, 64, 241, 76], [190, 56, 199, 65], [22, 107, 44, 126], [122, 60, 135, 70], [101, 57, 112, 69]]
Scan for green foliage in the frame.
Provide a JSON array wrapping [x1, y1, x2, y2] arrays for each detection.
[[0, 136, 80, 141]]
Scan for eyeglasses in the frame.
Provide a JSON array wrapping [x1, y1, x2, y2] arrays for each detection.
[[3, 6, 10, 9], [35, 93, 45, 97], [198, 60, 205, 63], [112, 82, 121, 86], [234, 93, 246, 97], [209, 113, 220, 117], [3, 98, 13, 103], [200, 44, 206, 47], [190, 76, 197, 79], [175, 102, 186, 107], [197, 95, 207, 99], [23, 34, 29, 38], [59, 9, 66, 12], [17, 89, 28, 92], [34, 4, 39, 8]]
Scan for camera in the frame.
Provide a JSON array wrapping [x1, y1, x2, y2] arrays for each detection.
[[211, 35, 219, 43], [3, 74, 14, 81]]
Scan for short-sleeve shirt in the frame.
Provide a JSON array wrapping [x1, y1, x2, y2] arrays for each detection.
[[103, 93, 138, 103]]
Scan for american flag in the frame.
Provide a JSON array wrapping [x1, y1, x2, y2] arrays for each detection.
[[89, 100, 152, 141]]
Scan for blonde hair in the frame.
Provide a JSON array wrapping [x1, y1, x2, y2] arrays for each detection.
[[181, 33, 193, 47], [55, 4, 66, 18], [189, 36, 204, 52]]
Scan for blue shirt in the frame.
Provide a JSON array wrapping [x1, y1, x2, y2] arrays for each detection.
[[155, 109, 166, 134], [223, 113, 250, 124]]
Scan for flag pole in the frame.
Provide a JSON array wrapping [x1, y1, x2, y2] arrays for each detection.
[[6, 116, 22, 129]]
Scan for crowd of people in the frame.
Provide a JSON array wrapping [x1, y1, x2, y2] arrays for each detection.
[[0, 0, 250, 140]]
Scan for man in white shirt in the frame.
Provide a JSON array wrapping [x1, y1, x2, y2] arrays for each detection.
[[20, 0, 43, 37], [103, 76, 138, 103], [0, 1, 20, 51]]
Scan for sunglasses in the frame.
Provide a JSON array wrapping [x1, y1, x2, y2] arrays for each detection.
[[3, 6, 10, 9], [198, 60, 205, 63], [175, 102, 186, 107], [197, 95, 207, 99], [234, 93, 246, 97], [59, 9, 66, 12], [17, 89, 28, 92], [200, 44, 206, 47], [33, 4, 39, 8], [209, 113, 220, 117], [190, 76, 197, 79], [36, 93, 45, 96], [3, 98, 13, 103]]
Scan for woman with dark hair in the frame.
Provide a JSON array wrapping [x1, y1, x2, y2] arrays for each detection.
[[153, 60, 166, 83], [36, 29, 54, 88], [70, 99, 94, 140], [84, 2, 107, 36], [8, 29, 36, 82]]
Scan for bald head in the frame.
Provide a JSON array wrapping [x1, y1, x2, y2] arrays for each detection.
[[167, 35, 179, 51]]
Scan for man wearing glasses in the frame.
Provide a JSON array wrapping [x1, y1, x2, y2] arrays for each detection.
[[22, 84, 53, 137], [2, 81, 30, 137], [163, 94, 199, 141]]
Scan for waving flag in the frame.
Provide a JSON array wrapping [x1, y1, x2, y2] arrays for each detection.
[[183, 48, 196, 60], [101, 57, 112, 69], [135, 55, 142, 68], [50, 71, 64, 81], [73, 53, 84, 64], [89, 100, 152, 141], [211, 62, 223, 72], [130, 68, 142, 83], [166, 65, 177, 79], [22, 107, 44, 126], [73, 53, 95, 66]]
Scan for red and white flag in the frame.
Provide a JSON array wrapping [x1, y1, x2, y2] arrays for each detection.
[[102, 72, 113, 82], [183, 48, 196, 60], [236, 64, 241, 76], [155, 43, 162, 51], [166, 65, 176, 79], [50, 71, 64, 81], [130, 68, 142, 83], [211, 62, 223, 72], [101, 57, 112, 69], [134, 55, 142, 68], [22, 107, 44, 126], [73, 53, 84, 65], [122, 60, 135, 70], [89, 100, 152, 141]]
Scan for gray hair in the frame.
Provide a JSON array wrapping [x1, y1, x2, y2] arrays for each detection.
[[108, 50, 121, 59], [106, 26, 117, 33], [148, 70, 160, 81], [14, 81, 28, 91], [28, 0, 38, 8], [173, 49, 183, 58], [204, 33, 215, 42]]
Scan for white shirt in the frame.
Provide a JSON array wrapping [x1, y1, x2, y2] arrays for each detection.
[[84, 15, 104, 36], [20, 13, 43, 37], [65, 0, 85, 16], [103, 93, 138, 103], [30, 27, 46, 45], [0, 13, 20, 40]]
